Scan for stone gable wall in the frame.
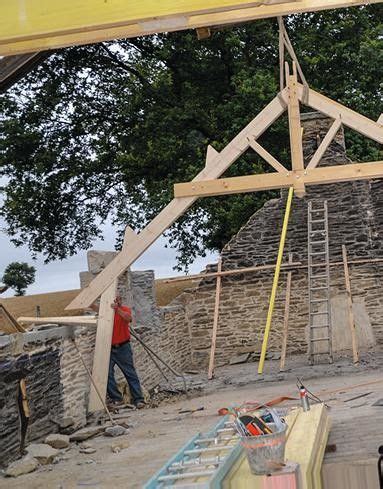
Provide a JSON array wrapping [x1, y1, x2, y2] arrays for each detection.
[[166, 113, 383, 367]]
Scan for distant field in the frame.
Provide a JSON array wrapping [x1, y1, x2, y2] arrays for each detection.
[[0, 277, 199, 325]]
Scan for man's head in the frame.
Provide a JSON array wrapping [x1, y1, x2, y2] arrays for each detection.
[[114, 295, 122, 307]]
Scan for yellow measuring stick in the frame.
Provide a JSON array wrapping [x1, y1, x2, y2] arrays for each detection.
[[258, 186, 294, 374]]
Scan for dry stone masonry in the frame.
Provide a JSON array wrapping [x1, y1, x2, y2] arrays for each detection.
[[163, 112, 381, 367]]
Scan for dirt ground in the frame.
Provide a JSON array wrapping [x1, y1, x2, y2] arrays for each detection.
[[2, 351, 383, 489]]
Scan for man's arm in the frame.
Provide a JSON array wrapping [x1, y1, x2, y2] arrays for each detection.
[[116, 308, 132, 322]]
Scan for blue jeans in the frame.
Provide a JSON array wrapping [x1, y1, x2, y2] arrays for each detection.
[[107, 342, 144, 404]]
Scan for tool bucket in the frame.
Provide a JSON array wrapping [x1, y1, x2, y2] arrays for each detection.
[[241, 423, 287, 475]]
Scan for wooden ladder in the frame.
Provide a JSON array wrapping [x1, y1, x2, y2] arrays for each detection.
[[307, 200, 333, 365]]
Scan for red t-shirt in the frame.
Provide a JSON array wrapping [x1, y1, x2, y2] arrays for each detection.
[[111, 306, 131, 345]]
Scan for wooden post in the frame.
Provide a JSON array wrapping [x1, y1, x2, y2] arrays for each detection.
[[341, 245, 359, 364], [280, 252, 293, 371], [88, 279, 118, 412], [287, 62, 306, 197], [208, 258, 222, 380]]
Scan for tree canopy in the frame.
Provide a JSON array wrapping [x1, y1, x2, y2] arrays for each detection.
[[0, 6, 382, 270], [2, 262, 36, 296]]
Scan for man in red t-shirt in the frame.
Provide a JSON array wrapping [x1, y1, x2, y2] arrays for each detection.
[[92, 295, 144, 408]]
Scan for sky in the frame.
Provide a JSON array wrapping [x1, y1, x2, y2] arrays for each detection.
[[0, 219, 218, 297]]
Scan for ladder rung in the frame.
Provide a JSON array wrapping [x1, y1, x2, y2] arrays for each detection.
[[310, 251, 327, 255], [310, 337, 330, 342], [158, 470, 216, 482], [310, 240, 326, 245], [310, 286, 328, 291], [311, 298, 328, 303], [310, 274, 328, 279], [310, 311, 329, 315], [310, 219, 325, 223], [169, 459, 221, 471], [310, 230, 325, 234], [310, 325, 330, 329], [184, 446, 234, 455], [195, 436, 236, 444]]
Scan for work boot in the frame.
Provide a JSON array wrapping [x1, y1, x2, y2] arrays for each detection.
[[135, 401, 146, 409]]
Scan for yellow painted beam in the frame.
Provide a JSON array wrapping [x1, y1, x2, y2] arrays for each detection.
[[1, 1, 382, 56], [174, 161, 383, 198], [258, 186, 294, 374]]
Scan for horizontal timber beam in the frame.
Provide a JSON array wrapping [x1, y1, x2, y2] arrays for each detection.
[[18, 316, 97, 325], [174, 161, 383, 198], [1, 1, 381, 56]]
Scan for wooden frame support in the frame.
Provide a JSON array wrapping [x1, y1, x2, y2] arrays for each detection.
[[306, 117, 342, 169], [286, 63, 306, 197], [174, 160, 383, 198], [88, 279, 117, 412], [67, 92, 287, 310], [280, 252, 293, 371], [207, 258, 222, 380], [1, 1, 381, 56], [342, 245, 359, 364]]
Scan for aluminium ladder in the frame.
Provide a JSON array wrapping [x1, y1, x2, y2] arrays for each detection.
[[307, 200, 333, 365], [144, 416, 241, 488]]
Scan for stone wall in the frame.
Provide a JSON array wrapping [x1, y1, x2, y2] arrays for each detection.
[[0, 326, 95, 468], [166, 112, 383, 367], [80, 254, 193, 392]]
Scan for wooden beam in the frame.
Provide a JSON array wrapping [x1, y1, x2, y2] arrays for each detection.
[[67, 92, 287, 310], [296, 84, 383, 145], [306, 117, 342, 169], [18, 315, 97, 325], [280, 252, 293, 371], [162, 260, 302, 284], [207, 258, 222, 380], [287, 63, 305, 197], [248, 139, 288, 173], [1, 1, 381, 56], [174, 160, 383, 198], [342, 245, 359, 364], [88, 280, 117, 412], [0, 52, 51, 92]]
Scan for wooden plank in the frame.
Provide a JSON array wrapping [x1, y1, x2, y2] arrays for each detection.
[[208, 258, 222, 380], [18, 315, 97, 325], [174, 160, 383, 198], [162, 260, 301, 284], [280, 253, 293, 371], [296, 84, 383, 145], [0, 305, 26, 333], [287, 63, 305, 197], [285, 404, 330, 489], [342, 244, 359, 364], [306, 117, 342, 169], [0, 1, 381, 56], [0, 52, 51, 91], [88, 280, 117, 412], [175, 171, 292, 197], [67, 93, 287, 310], [248, 139, 288, 173]]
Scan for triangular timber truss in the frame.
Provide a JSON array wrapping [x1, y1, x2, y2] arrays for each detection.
[[68, 64, 383, 312], [67, 63, 383, 412]]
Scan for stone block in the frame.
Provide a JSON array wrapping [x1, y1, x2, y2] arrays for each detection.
[[87, 250, 117, 274], [5, 456, 39, 477], [44, 434, 70, 449], [26, 443, 59, 465], [69, 425, 104, 441]]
